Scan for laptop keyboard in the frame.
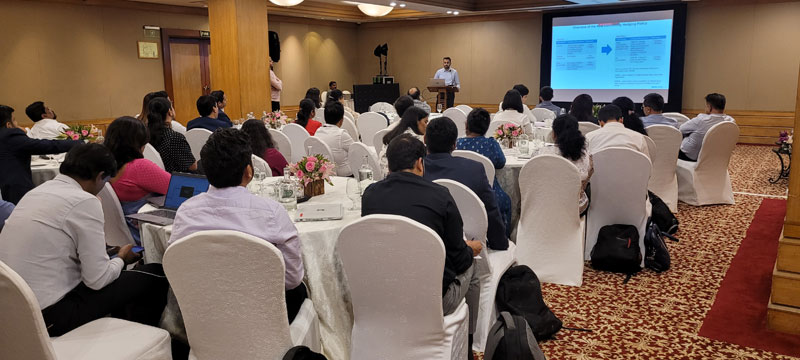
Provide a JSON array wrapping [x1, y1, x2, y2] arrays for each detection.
[[147, 209, 177, 219]]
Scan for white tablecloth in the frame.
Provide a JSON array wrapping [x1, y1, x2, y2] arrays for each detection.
[[30, 158, 61, 186], [141, 176, 360, 360]]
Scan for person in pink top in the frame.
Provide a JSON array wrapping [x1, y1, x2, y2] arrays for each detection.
[[104, 116, 171, 244], [240, 119, 289, 176]]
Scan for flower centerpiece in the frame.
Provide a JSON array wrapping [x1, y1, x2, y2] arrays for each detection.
[[778, 130, 793, 152], [263, 110, 292, 129], [290, 154, 335, 197], [57, 124, 100, 142], [493, 123, 524, 148]]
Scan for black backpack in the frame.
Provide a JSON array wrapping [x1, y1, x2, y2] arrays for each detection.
[[590, 224, 642, 276], [495, 265, 562, 341], [282, 346, 326, 360], [484, 312, 547, 360], [649, 192, 679, 235], [644, 221, 679, 273]]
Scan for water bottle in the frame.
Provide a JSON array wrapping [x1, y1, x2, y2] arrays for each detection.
[[517, 134, 530, 156], [357, 156, 374, 193], [278, 169, 297, 213]]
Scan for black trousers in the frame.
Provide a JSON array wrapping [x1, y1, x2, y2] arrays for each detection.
[[286, 282, 309, 323], [678, 150, 697, 162], [272, 101, 281, 112], [41, 263, 169, 337], [437, 91, 455, 109]]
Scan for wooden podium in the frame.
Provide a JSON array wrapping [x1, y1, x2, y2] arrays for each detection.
[[428, 85, 459, 110]]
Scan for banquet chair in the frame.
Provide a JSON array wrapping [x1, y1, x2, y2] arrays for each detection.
[[452, 150, 495, 186], [456, 104, 473, 114], [143, 143, 165, 170], [97, 183, 136, 247], [337, 215, 469, 360], [342, 116, 359, 141], [251, 155, 272, 177], [321, 91, 328, 104], [442, 107, 467, 137], [372, 128, 390, 155], [0, 260, 173, 360], [578, 122, 601, 136], [369, 101, 394, 114], [485, 119, 515, 138], [585, 147, 651, 267], [304, 137, 335, 162], [313, 107, 325, 124], [517, 155, 585, 286], [282, 123, 310, 163], [646, 125, 682, 212], [343, 110, 355, 124], [163, 231, 321, 360], [349, 142, 384, 180], [531, 108, 557, 124], [433, 179, 516, 352], [662, 112, 691, 126], [269, 128, 292, 163], [676, 121, 739, 206], [357, 112, 389, 147], [185, 128, 212, 161]]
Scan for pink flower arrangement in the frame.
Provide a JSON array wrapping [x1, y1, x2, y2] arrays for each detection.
[[263, 110, 293, 129], [494, 122, 523, 141], [289, 154, 335, 186], [58, 124, 100, 142]]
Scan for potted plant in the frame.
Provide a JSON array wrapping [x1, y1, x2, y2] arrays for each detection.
[[290, 154, 335, 197]]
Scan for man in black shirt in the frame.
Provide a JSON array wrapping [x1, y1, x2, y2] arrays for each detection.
[[361, 134, 481, 354]]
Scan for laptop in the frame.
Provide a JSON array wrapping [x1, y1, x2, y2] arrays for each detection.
[[428, 78, 445, 87], [126, 173, 210, 226]]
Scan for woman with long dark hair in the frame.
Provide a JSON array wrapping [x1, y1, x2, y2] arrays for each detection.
[[612, 96, 647, 135], [240, 119, 288, 176], [494, 89, 529, 131], [539, 114, 593, 214], [295, 98, 322, 135], [147, 97, 197, 173], [378, 106, 428, 174], [570, 94, 598, 124]]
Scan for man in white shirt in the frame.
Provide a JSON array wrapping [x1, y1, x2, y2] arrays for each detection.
[[315, 102, 354, 176], [586, 104, 651, 159], [641, 93, 678, 129], [25, 101, 69, 139], [433, 56, 460, 109], [679, 93, 735, 162], [0, 144, 168, 336]]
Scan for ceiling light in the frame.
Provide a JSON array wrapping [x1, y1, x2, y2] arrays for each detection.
[[399, 3, 406, 7], [446, 10, 453, 14], [453, 11, 459, 15], [357, 3, 393, 17], [269, 0, 304, 5], [389, 2, 397, 6]]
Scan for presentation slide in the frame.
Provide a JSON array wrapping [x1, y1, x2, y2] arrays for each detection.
[[550, 10, 674, 103]]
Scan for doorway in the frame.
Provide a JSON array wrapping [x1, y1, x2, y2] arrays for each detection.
[[161, 29, 211, 125]]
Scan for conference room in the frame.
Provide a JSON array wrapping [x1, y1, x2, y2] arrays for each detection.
[[1, 0, 800, 359]]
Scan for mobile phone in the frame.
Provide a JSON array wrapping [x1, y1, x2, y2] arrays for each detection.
[[132, 246, 144, 254]]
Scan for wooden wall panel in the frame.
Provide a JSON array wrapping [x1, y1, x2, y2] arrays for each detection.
[[682, 109, 794, 145]]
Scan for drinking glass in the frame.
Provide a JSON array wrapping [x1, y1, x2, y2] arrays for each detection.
[[346, 178, 361, 211], [436, 103, 443, 113], [517, 134, 530, 157]]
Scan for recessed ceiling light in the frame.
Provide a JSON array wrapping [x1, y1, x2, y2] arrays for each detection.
[[446, 10, 453, 14], [453, 11, 459, 15], [399, 3, 406, 7], [389, 1, 396, 6]]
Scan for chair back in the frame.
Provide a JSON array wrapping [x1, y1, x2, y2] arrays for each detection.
[[433, 179, 489, 272], [442, 107, 467, 137], [695, 121, 739, 175], [531, 108, 557, 122], [342, 116, 359, 141], [321, 91, 328, 104], [357, 112, 389, 147], [186, 128, 213, 161], [517, 155, 584, 286], [251, 155, 272, 177], [369, 102, 394, 114], [349, 142, 384, 181], [578, 122, 601, 136], [452, 150, 495, 186], [163, 230, 293, 360], [584, 147, 651, 265], [455, 104, 473, 114], [662, 112, 691, 126], [304, 136, 335, 162], [646, 125, 682, 212], [0, 261, 57, 360], [343, 111, 355, 123], [269, 128, 292, 162], [282, 123, 311, 163], [97, 183, 136, 247], [372, 128, 390, 154], [143, 143, 165, 170], [337, 215, 450, 359]]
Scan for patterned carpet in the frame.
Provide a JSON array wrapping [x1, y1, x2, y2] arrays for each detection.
[[476, 144, 794, 360]]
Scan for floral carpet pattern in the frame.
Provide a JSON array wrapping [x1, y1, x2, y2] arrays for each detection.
[[476, 145, 794, 360]]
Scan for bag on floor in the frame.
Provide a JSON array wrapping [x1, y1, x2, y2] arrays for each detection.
[[484, 311, 547, 360], [644, 220, 679, 273], [496, 265, 562, 341], [649, 192, 679, 235], [282, 346, 327, 360], [590, 224, 642, 276]]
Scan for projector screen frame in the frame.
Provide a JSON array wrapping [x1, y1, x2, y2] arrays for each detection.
[[540, 3, 687, 113]]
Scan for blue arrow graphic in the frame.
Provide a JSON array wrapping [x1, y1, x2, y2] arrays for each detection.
[[602, 44, 612, 55]]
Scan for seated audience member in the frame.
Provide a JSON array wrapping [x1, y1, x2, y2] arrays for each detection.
[[570, 94, 598, 124], [187, 95, 231, 132], [612, 96, 648, 136], [147, 97, 197, 173], [641, 93, 678, 129], [210, 90, 232, 124], [105, 116, 171, 243], [456, 108, 512, 235], [512, 84, 537, 126], [424, 117, 509, 251], [326, 89, 359, 120], [295, 98, 323, 136], [0, 199, 13, 233], [315, 102, 354, 176], [0, 144, 168, 336], [137, 91, 186, 134], [679, 93, 735, 162], [0, 105, 80, 204], [241, 119, 288, 176], [25, 101, 69, 139], [361, 134, 482, 349], [169, 129, 306, 321], [305, 87, 323, 118], [329, 81, 337, 91], [536, 86, 563, 115], [379, 106, 428, 174], [537, 114, 594, 215], [586, 104, 650, 159], [392, 94, 416, 125], [494, 89, 531, 133], [408, 87, 432, 114]]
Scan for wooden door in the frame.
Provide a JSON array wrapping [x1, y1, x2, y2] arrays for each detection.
[[163, 35, 210, 126]]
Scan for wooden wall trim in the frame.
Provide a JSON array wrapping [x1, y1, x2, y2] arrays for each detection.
[[24, 0, 208, 16], [784, 63, 800, 231], [358, 12, 540, 28], [682, 109, 794, 145]]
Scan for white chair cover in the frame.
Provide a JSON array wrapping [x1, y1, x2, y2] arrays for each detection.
[[442, 107, 467, 137], [186, 128, 212, 161], [585, 147, 651, 267], [282, 123, 310, 163], [269, 128, 292, 163], [676, 121, 739, 206], [369, 101, 394, 114], [452, 150, 495, 186], [455, 104, 473, 114], [372, 128, 390, 155], [517, 155, 585, 286], [348, 142, 384, 181], [97, 183, 136, 247], [578, 122, 601, 136], [321, 91, 328, 104], [531, 108, 557, 123], [251, 155, 272, 177], [342, 116, 359, 141], [337, 215, 469, 360], [304, 137, 335, 163], [0, 261, 172, 360], [646, 125, 682, 212], [313, 107, 325, 124], [163, 231, 320, 359], [662, 112, 691, 126], [343, 111, 355, 123], [143, 143, 165, 170], [485, 119, 515, 138], [357, 112, 389, 147]]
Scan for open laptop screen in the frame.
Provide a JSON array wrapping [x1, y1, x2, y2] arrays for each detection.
[[164, 173, 210, 210]]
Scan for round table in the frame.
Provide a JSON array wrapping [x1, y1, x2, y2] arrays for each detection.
[[31, 157, 61, 186]]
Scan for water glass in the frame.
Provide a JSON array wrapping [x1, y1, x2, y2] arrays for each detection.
[[346, 178, 361, 211], [517, 137, 530, 157], [436, 103, 443, 113]]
